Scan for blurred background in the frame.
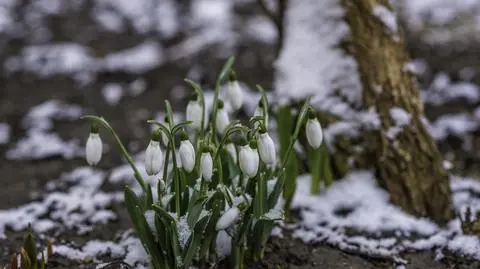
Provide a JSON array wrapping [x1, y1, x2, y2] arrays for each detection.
[[1, 0, 480, 264]]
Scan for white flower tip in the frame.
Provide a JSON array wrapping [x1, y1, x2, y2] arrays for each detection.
[[145, 139, 163, 176], [306, 118, 323, 149], [86, 132, 102, 166]]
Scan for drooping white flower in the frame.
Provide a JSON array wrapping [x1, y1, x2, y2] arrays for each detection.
[[200, 151, 213, 181], [306, 115, 323, 149], [226, 72, 243, 111], [145, 138, 163, 176], [86, 127, 102, 166], [257, 131, 276, 165], [225, 142, 237, 164], [186, 97, 203, 130], [216, 101, 229, 135], [179, 132, 195, 173], [239, 142, 259, 178], [216, 207, 240, 230]]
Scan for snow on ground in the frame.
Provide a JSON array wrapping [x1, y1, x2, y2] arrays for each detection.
[[290, 171, 480, 266], [6, 100, 84, 160]]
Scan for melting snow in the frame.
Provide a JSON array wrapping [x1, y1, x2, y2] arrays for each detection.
[[0, 122, 10, 144], [291, 171, 480, 264]]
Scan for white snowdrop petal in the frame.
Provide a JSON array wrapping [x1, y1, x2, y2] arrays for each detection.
[[239, 145, 259, 178], [186, 100, 203, 129], [86, 133, 102, 166], [200, 152, 213, 181], [216, 108, 229, 135], [306, 118, 323, 149], [258, 132, 276, 165], [227, 81, 243, 111], [179, 140, 196, 172], [216, 207, 240, 230], [145, 140, 163, 176]]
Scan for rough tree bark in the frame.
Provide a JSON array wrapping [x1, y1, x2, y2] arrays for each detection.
[[340, 0, 453, 224]]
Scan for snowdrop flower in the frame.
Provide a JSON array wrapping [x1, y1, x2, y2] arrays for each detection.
[[239, 139, 259, 178], [179, 131, 195, 173], [253, 100, 268, 129], [225, 141, 237, 164], [257, 129, 276, 165], [216, 207, 240, 230], [226, 71, 243, 111], [186, 94, 203, 130], [86, 124, 102, 166], [306, 111, 323, 149], [145, 132, 163, 176], [216, 100, 229, 135], [200, 148, 213, 181]]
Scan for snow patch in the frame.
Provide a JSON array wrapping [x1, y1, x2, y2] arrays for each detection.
[[0, 123, 11, 144], [274, 0, 362, 104]]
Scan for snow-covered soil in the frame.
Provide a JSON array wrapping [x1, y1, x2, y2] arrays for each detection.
[[1, 0, 480, 269]]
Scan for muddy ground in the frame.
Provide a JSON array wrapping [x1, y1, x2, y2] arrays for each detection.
[[1, 1, 480, 268]]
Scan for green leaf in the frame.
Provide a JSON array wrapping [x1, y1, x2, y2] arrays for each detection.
[[136, 206, 165, 269], [183, 214, 211, 269], [217, 56, 236, 86], [309, 144, 322, 194], [23, 225, 37, 269], [187, 195, 207, 228], [267, 174, 284, 210], [252, 219, 274, 260], [199, 192, 224, 259], [321, 143, 334, 186]]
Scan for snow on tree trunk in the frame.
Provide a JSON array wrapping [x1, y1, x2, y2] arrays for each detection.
[[274, 0, 453, 224], [340, 0, 452, 224]]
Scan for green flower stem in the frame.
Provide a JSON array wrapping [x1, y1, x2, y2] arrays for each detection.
[[212, 56, 235, 138], [234, 246, 245, 269], [279, 97, 312, 170], [81, 115, 147, 193], [161, 145, 171, 195]]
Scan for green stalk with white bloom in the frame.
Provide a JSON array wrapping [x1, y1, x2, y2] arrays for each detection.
[[81, 115, 148, 194]]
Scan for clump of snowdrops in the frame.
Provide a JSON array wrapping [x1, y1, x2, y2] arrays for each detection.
[[81, 57, 324, 269]]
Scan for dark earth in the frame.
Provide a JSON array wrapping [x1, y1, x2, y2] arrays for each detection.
[[1, 1, 480, 268]]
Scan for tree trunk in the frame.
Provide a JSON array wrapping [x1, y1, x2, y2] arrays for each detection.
[[340, 0, 453, 224]]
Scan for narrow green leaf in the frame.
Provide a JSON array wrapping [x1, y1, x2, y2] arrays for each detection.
[[267, 174, 284, 210], [309, 144, 322, 194], [23, 225, 37, 269], [217, 56, 236, 85], [183, 214, 210, 269]]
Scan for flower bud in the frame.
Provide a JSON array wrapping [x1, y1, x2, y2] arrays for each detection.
[[86, 124, 102, 166], [145, 133, 163, 176], [200, 149, 213, 181], [216, 207, 240, 230], [257, 130, 276, 165], [216, 100, 229, 135], [254, 100, 268, 129], [179, 131, 196, 173], [186, 94, 203, 130], [306, 112, 323, 149], [239, 140, 259, 178], [226, 71, 243, 111]]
